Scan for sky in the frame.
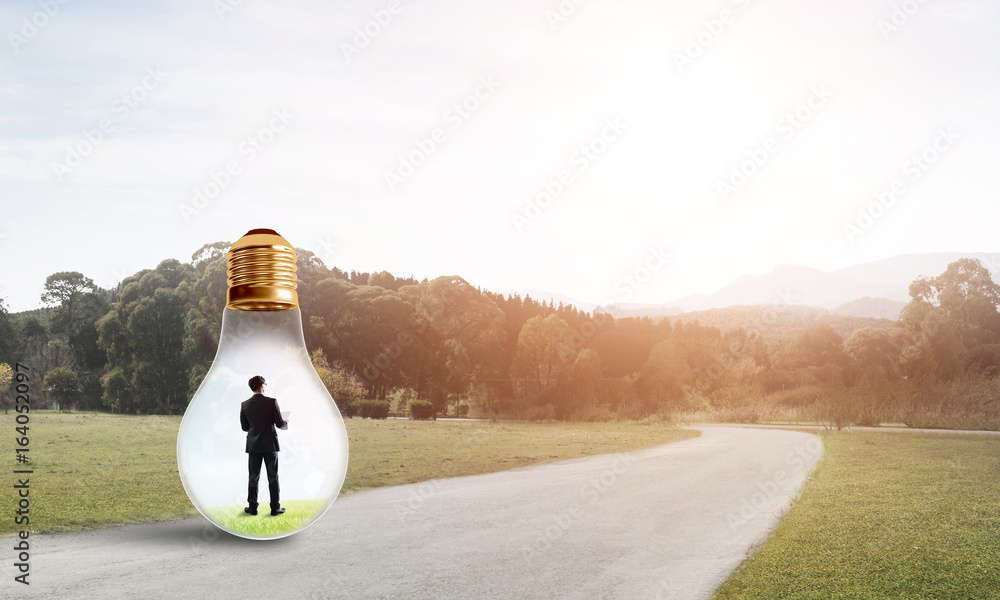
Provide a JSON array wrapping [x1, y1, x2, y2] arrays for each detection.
[[1, 0, 998, 313]]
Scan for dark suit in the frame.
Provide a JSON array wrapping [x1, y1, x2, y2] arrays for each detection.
[[240, 393, 287, 510]]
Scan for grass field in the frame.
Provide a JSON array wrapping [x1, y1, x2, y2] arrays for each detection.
[[714, 431, 1000, 600], [0, 412, 697, 535], [205, 498, 326, 538]]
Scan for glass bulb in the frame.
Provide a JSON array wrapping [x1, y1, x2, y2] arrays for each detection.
[[177, 229, 349, 540]]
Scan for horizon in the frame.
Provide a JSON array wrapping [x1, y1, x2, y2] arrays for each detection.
[[2, 1, 999, 314], [6, 246, 999, 316]]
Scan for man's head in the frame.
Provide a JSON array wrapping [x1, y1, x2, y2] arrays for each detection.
[[248, 375, 266, 393]]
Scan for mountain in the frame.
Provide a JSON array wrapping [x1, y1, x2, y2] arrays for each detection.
[[831, 297, 906, 321], [606, 252, 998, 318], [512, 253, 997, 322]]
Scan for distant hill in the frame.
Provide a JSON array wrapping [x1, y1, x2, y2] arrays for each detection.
[[434, 253, 1000, 331], [831, 297, 906, 321], [8, 306, 55, 327], [661, 253, 999, 313], [596, 305, 684, 319], [666, 305, 895, 342], [582, 252, 999, 321]]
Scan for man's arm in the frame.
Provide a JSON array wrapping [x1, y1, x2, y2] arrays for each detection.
[[273, 398, 288, 430], [240, 406, 249, 432]]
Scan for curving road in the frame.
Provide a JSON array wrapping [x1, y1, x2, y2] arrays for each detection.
[[3, 426, 822, 599]]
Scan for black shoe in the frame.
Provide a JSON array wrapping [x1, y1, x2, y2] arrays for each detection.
[[270, 507, 286, 516], [244, 506, 258, 515]]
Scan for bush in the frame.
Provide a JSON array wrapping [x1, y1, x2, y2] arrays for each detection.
[[757, 369, 820, 393], [46, 367, 80, 410], [341, 402, 358, 418], [900, 373, 1000, 430], [458, 404, 469, 418], [812, 388, 862, 431], [357, 400, 390, 419], [570, 404, 618, 422], [410, 400, 435, 420], [523, 403, 556, 421], [765, 385, 828, 408]]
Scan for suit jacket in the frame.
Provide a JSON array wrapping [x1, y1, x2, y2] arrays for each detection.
[[240, 393, 287, 453]]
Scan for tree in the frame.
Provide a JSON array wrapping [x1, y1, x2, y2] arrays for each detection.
[[182, 253, 229, 394], [46, 367, 79, 410], [567, 348, 602, 416], [401, 276, 506, 413], [368, 271, 397, 290], [307, 278, 419, 401], [41, 271, 97, 312], [844, 327, 907, 382], [312, 349, 365, 413], [512, 314, 576, 412], [900, 258, 1000, 377], [0, 297, 17, 366], [0, 363, 12, 413], [777, 323, 847, 370], [40, 272, 112, 387], [191, 241, 230, 268], [97, 263, 190, 414], [17, 317, 74, 407], [637, 338, 693, 413]]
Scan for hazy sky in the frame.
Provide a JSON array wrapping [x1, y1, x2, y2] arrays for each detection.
[[1, 0, 998, 313]]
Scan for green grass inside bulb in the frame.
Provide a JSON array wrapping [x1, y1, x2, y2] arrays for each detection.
[[205, 498, 327, 537]]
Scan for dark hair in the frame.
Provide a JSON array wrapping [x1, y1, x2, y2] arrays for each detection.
[[248, 375, 266, 392]]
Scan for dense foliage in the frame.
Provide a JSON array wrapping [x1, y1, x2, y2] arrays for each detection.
[[3, 249, 999, 429]]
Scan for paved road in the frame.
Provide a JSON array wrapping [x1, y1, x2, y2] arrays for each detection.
[[698, 422, 1000, 436], [3, 427, 822, 600]]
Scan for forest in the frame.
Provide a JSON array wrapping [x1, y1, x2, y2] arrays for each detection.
[[1, 243, 998, 430]]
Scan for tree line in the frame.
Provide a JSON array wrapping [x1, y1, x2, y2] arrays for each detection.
[[1, 247, 998, 429]]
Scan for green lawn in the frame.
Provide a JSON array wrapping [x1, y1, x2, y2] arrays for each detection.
[[205, 498, 326, 538], [1, 412, 696, 535], [714, 431, 1000, 599]]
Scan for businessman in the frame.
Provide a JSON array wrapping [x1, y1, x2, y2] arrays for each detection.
[[240, 375, 289, 516]]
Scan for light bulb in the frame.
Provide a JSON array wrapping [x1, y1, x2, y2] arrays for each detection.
[[177, 229, 349, 540]]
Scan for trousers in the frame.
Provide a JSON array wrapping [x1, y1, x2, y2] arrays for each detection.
[[247, 451, 280, 510]]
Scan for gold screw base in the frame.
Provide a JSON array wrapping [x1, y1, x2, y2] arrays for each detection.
[[226, 228, 299, 311]]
